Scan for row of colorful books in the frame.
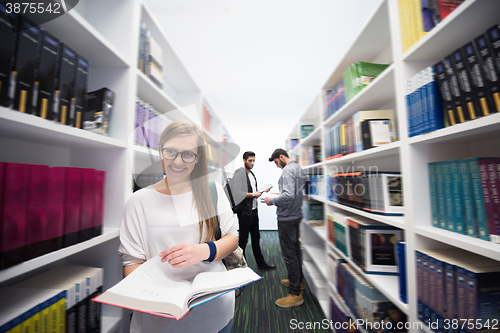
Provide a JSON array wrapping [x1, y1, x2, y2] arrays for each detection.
[[306, 174, 323, 197], [415, 248, 500, 333], [329, 254, 408, 333], [303, 203, 324, 223], [343, 62, 389, 103], [327, 212, 404, 275], [398, 0, 465, 53], [324, 80, 346, 120], [327, 171, 404, 216], [0, 162, 105, 270], [405, 66, 445, 137], [324, 109, 397, 160], [301, 145, 321, 166], [138, 21, 164, 89], [0, 265, 103, 333], [134, 96, 171, 149], [434, 24, 500, 127], [0, 9, 113, 135], [429, 158, 500, 243]]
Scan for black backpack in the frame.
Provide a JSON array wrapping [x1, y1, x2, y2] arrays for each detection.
[[222, 169, 245, 214]]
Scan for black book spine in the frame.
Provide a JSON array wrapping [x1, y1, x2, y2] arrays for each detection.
[[450, 47, 480, 120], [57, 44, 76, 125], [361, 119, 371, 150], [36, 30, 60, 119], [463, 42, 495, 117], [434, 60, 455, 126], [443, 56, 467, 123], [0, 5, 18, 107], [12, 16, 41, 113], [474, 33, 500, 114], [73, 55, 89, 128]]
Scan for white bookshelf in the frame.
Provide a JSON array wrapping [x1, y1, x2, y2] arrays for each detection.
[[0, 1, 237, 331], [290, 0, 500, 330]]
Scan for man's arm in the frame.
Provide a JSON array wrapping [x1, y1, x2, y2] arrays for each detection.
[[269, 169, 295, 207]]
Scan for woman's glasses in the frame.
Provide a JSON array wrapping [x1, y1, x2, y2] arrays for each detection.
[[161, 148, 198, 163]]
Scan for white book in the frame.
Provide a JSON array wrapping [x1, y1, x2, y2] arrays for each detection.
[[258, 184, 273, 192], [94, 256, 261, 320]]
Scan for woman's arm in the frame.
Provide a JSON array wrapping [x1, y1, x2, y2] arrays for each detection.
[[159, 234, 238, 268], [123, 263, 142, 277]]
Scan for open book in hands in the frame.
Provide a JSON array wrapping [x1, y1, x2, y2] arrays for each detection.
[[93, 256, 262, 320], [259, 192, 279, 202]]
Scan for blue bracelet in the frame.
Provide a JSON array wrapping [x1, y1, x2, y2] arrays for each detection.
[[204, 241, 217, 262]]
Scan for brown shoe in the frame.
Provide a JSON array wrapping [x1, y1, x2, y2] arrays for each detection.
[[281, 279, 305, 291], [275, 293, 304, 308]]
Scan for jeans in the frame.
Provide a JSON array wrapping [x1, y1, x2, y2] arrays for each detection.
[[218, 319, 233, 333], [237, 209, 266, 267], [278, 218, 304, 295]]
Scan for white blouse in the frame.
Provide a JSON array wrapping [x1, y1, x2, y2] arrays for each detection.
[[118, 182, 238, 332]]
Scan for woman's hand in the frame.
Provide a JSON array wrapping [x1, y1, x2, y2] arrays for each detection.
[[159, 242, 210, 268]]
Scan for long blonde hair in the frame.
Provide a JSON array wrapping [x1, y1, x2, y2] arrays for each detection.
[[158, 120, 218, 243]]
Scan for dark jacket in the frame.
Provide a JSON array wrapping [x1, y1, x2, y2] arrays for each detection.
[[232, 167, 258, 217]]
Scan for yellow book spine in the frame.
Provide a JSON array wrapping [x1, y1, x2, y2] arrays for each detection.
[[407, 0, 418, 49], [41, 306, 50, 333], [57, 297, 66, 333], [413, 0, 428, 42], [398, 0, 409, 53], [31, 311, 42, 333]]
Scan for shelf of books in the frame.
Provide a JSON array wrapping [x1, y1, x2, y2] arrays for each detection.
[[288, 0, 500, 332], [0, 0, 239, 331]]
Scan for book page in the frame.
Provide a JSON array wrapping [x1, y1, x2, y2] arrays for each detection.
[[258, 184, 273, 192], [101, 256, 191, 312], [188, 267, 262, 303], [259, 192, 278, 202]]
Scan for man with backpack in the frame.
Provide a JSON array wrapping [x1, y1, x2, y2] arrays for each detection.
[[230, 151, 275, 271]]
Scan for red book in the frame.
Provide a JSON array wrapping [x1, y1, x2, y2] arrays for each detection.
[[80, 168, 96, 242], [93, 170, 106, 237], [0, 163, 29, 269], [45, 167, 67, 253], [435, 0, 465, 22], [63, 167, 82, 247], [25, 164, 49, 261]]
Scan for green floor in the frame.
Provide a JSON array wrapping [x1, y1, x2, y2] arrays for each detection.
[[231, 230, 332, 333]]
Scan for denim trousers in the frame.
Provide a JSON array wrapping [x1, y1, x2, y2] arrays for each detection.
[[277, 218, 304, 295]]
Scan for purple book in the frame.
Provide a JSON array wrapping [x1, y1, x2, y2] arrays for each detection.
[[79, 168, 96, 242], [45, 167, 66, 253], [93, 170, 105, 237], [478, 159, 500, 242], [25, 164, 49, 261], [0, 163, 29, 269], [0, 162, 4, 233], [421, 0, 436, 32], [63, 167, 82, 247], [489, 161, 500, 243]]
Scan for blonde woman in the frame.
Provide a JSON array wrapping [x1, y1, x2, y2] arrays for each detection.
[[119, 120, 238, 332]]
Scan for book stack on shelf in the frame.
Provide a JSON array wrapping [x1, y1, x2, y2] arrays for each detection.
[[0, 9, 116, 136], [428, 158, 500, 243], [300, 124, 315, 139], [431, 25, 500, 130], [306, 174, 324, 197], [302, 145, 322, 166], [285, 138, 299, 151], [398, 0, 466, 53], [0, 265, 103, 333], [324, 81, 346, 120], [415, 249, 500, 333], [134, 96, 171, 149], [343, 62, 389, 102], [303, 202, 324, 226], [337, 262, 408, 333], [327, 171, 404, 216], [324, 109, 397, 160], [0, 162, 105, 270], [138, 21, 164, 89]]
